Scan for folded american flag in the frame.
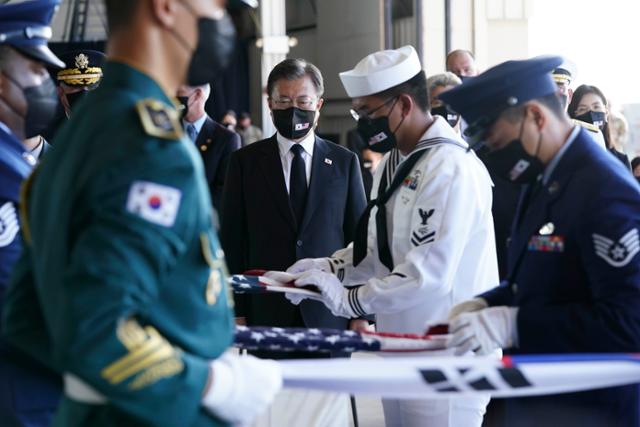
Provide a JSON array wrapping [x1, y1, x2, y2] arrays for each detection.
[[234, 325, 450, 353], [229, 270, 320, 297]]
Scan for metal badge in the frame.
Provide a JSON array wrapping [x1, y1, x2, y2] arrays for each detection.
[[539, 222, 555, 235], [22, 152, 36, 166]]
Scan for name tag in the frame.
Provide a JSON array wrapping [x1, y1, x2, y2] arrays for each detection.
[[528, 235, 565, 253]]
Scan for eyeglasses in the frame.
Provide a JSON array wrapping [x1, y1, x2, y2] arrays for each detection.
[[271, 97, 318, 109], [350, 96, 397, 122]]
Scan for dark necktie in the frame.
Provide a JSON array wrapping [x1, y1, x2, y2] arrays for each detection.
[[289, 144, 308, 227], [186, 123, 197, 143]]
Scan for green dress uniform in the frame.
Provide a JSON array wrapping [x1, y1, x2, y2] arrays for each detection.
[[2, 61, 234, 427]]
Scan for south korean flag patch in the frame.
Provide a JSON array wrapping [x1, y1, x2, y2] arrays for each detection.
[[592, 228, 640, 268], [126, 181, 182, 227], [0, 202, 19, 247]]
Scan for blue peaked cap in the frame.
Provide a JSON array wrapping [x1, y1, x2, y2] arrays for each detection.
[[0, 0, 65, 68], [438, 55, 564, 143]]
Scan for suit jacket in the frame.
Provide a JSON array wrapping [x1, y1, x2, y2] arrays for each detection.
[[194, 116, 241, 213], [220, 134, 366, 352], [477, 146, 521, 280], [481, 129, 640, 426]]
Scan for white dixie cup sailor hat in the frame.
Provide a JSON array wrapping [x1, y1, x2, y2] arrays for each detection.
[[339, 45, 423, 98]]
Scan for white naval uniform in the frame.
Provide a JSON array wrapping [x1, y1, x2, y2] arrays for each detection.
[[330, 116, 498, 426]]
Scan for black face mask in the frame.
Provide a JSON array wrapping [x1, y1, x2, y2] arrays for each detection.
[[172, 2, 236, 86], [356, 97, 404, 153], [65, 90, 87, 113], [177, 96, 190, 119], [431, 105, 460, 128], [5, 74, 60, 139], [272, 107, 316, 140], [483, 116, 544, 184], [575, 110, 606, 129]]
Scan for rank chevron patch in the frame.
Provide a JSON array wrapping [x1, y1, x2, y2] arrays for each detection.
[[411, 230, 436, 247], [592, 228, 640, 268]]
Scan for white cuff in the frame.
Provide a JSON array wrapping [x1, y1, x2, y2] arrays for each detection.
[[347, 286, 368, 317], [507, 307, 519, 348], [201, 358, 234, 410]]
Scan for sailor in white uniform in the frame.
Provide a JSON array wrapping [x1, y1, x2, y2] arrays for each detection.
[[282, 45, 498, 427]]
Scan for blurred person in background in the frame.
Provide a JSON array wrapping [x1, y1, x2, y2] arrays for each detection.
[[446, 49, 479, 79], [345, 128, 383, 200], [221, 109, 237, 131], [610, 111, 630, 156], [427, 72, 462, 132], [631, 156, 640, 184], [42, 49, 105, 143], [568, 84, 630, 169], [237, 111, 263, 146], [552, 64, 607, 150], [177, 83, 241, 213]]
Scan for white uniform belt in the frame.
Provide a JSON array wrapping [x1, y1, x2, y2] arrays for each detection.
[[63, 373, 108, 404]]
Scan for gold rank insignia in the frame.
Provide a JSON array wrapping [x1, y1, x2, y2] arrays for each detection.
[[136, 99, 183, 140], [102, 319, 184, 390], [200, 233, 233, 307], [75, 53, 89, 69], [572, 119, 600, 133], [56, 53, 103, 86]]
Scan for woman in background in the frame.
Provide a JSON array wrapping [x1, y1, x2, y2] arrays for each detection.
[[568, 84, 631, 169]]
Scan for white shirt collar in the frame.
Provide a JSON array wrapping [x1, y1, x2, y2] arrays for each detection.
[[417, 115, 468, 148], [542, 125, 580, 185], [183, 113, 208, 134], [277, 131, 316, 157]]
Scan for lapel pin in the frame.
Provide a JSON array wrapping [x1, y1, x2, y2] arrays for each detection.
[[324, 158, 333, 165], [539, 222, 555, 235], [548, 181, 560, 195]]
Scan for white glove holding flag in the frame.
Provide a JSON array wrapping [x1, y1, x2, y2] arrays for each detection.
[[447, 298, 488, 320], [287, 258, 331, 274], [262, 271, 325, 306], [292, 269, 356, 318], [202, 352, 282, 425], [448, 307, 519, 356]]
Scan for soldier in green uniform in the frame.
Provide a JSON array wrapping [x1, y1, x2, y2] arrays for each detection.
[[1, 1, 282, 426]]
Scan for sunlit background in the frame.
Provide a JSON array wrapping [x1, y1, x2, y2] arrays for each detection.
[[529, 0, 640, 106]]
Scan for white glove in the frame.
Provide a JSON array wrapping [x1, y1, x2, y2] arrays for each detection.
[[202, 352, 282, 425], [262, 270, 301, 284], [448, 306, 519, 356], [293, 269, 355, 318], [447, 298, 488, 320], [287, 258, 331, 274], [261, 271, 324, 306]]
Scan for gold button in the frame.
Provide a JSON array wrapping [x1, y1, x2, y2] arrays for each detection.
[[200, 145, 208, 151]]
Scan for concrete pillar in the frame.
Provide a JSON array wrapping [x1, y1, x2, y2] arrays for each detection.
[[259, 0, 289, 136]]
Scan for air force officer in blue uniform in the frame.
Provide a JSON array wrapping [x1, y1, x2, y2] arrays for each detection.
[[441, 57, 640, 426], [0, 1, 65, 426]]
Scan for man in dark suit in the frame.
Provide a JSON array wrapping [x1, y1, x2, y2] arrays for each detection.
[[220, 58, 366, 427], [177, 83, 240, 213]]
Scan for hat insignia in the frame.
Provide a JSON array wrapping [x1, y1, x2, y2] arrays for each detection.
[[75, 53, 89, 69]]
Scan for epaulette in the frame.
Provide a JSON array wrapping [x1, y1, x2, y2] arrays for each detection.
[[572, 119, 600, 133], [136, 99, 183, 140]]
